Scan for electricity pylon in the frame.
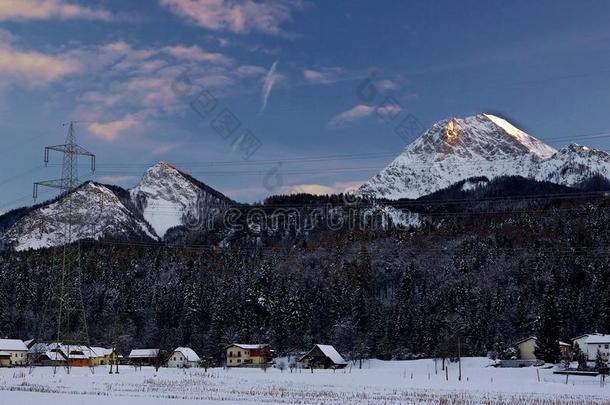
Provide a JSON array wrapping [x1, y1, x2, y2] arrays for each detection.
[[33, 121, 95, 352]]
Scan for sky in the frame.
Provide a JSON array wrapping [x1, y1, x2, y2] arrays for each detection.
[[2, 0, 610, 210]]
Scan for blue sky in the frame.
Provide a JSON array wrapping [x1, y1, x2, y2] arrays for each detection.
[[2, 0, 610, 209]]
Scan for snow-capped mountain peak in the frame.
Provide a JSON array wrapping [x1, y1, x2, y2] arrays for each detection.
[[130, 161, 233, 237], [359, 113, 609, 199]]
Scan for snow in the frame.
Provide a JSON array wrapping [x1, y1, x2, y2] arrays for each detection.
[[231, 344, 269, 350], [173, 347, 200, 362], [130, 162, 230, 238], [129, 349, 159, 358], [359, 113, 610, 200], [0, 339, 27, 352], [4, 182, 155, 251], [1, 358, 609, 404]]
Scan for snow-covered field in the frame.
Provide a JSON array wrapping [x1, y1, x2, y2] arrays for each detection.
[[0, 358, 609, 404]]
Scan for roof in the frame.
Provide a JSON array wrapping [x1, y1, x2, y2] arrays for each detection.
[[0, 339, 28, 352], [228, 343, 269, 350], [173, 347, 200, 362], [129, 349, 159, 358], [514, 336, 537, 346], [586, 335, 610, 344], [0, 351, 11, 357], [90, 347, 114, 357], [300, 344, 347, 365], [572, 333, 603, 341], [559, 341, 570, 347]]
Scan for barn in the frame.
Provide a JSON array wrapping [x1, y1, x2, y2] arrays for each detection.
[[299, 344, 347, 369]]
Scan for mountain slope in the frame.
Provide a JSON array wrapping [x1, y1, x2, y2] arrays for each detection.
[[130, 162, 234, 237], [2, 182, 156, 251], [359, 113, 610, 199]]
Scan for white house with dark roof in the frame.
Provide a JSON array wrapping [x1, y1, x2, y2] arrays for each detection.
[[0, 339, 28, 367], [586, 334, 610, 361], [167, 347, 200, 368]]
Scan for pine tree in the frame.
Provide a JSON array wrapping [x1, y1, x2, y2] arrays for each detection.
[[534, 291, 561, 363], [595, 349, 607, 371]]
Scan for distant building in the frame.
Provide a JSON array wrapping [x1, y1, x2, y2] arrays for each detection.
[[572, 333, 603, 358], [129, 349, 160, 366], [65, 345, 94, 367], [0, 339, 28, 367], [559, 341, 571, 357], [90, 347, 119, 366], [299, 344, 348, 369], [585, 334, 610, 361], [167, 347, 200, 368], [515, 336, 537, 360], [225, 344, 272, 367]]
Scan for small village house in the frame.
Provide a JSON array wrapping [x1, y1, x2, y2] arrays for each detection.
[[515, 336, 537, 360], [0, 339, 28, 367], [90, 347, 119, 366], [299, 344, 348, 369], [28, 342, 66, 366], [572, 333, 603, 359], [167, 347, 200, 368], [559, 341, 571, 357], [65, 345, 94, 367], [225, 344, 272, 367], [585, 334, 610, 362], [128, 349, 160, 366]]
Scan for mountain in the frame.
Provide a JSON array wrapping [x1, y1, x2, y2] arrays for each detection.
[[0, 162, 235, 250], [359, 113, 610, 199], [130, 161, 234, 238], [1, 182, 156, 251]]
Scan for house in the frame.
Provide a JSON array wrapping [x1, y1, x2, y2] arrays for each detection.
[[515, 336, 537, 360], [0, 339, 28, 367], [167, 347, 200, 368], [299, 344, 348, 369], [27, 343, 92, 367], [90, 347, 119, 366], [28, 342, 66, 366], [559, 341, 571, 357], [572, 333, 603, 358], [225, 344, 273, 367], [585, 334, 610, 361], [64, 345, 94, 367], [128, 349, 160, 366]]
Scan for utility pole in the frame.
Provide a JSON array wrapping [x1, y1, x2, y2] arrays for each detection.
[[33, 121, 96, 365], [458, 336, 462, 381]]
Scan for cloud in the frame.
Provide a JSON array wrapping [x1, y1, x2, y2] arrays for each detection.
[[327, 103, 403, 128], [162, 44, 232, 65], [0, 0, 113, 21], [97, 175, 138, 184], [303, 67, 343, 85], [327, 104, 375, 128], [0, 43, 80, 86], [159, 0, 306, 35], [88, 114, 143, 141], [288, 180, 364, 196], [376, 79, 399, 91], [259, 59, 278, 114]]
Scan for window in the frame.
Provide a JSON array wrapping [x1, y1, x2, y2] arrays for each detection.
[[238, 351, 241, 357], [237, 359, 241, 363], [229, 351, 233, 357], [229, 359, 232, 363], [605, 344, 609, 349]]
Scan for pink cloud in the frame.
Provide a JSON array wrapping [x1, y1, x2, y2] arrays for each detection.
[[163, 44, 232, 65], [0, 0, 113, 21], [88, 114, 142, 141], [327, 104, 375, 128], [0, 43, 80, 86], [303, 67, 342, 85], [159, 0, 306, 35]]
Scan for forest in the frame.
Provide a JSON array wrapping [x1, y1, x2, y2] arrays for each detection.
[[1, 176, 609, 363]]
